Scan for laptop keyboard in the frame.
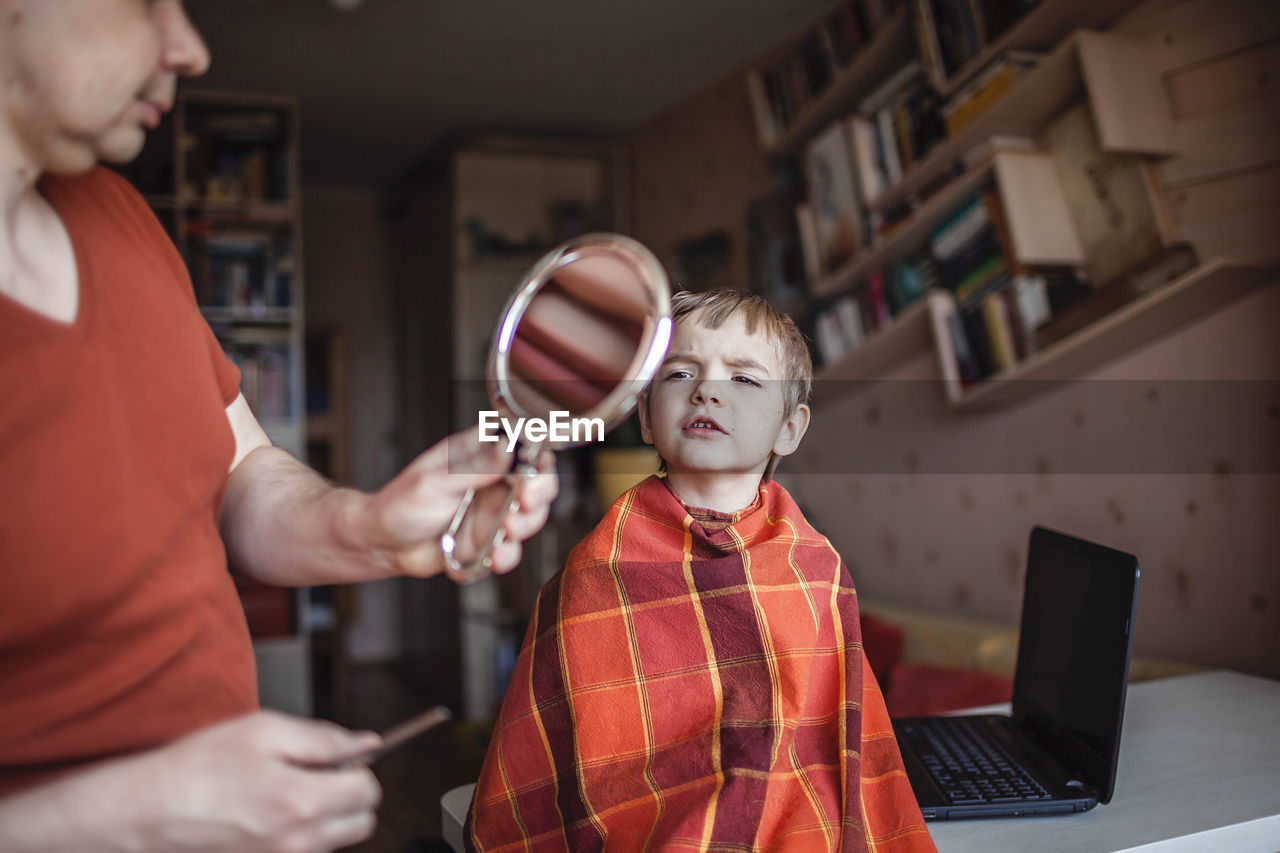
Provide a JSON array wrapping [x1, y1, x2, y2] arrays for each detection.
[[898, 717, 1054, 805]]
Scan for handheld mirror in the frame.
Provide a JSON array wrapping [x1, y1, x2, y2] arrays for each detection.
[[441, 233, 672, 584]]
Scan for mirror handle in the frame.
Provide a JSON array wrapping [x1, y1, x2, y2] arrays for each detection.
[[440, 443, 542, 585]]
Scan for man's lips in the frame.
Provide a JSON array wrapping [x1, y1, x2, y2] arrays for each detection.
[[683, 416, 727, 435], [139, 100, 168, 129]]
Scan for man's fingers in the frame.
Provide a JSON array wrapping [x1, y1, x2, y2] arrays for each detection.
[[441, 425, 511, 479], [487, 540, 524, 575], [503, 499, 551, 545], [315, 808, 379, 851], [258, 713, 381, 766]]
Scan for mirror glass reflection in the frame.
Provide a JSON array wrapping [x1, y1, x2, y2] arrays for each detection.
[[495, 241, 666, 447]]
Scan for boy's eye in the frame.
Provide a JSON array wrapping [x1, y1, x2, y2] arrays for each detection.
[[733, 375, 762, 388], [664, 369, 692, 381]]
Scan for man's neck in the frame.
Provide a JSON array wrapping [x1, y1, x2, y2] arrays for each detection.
[[0, 137, 79, 323], [0, 127, 42, 226], [664, 470, 764, 516]]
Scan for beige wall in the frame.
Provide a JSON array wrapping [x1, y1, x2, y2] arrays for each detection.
[[627, 68, 775, 290], [628, 0, 1280, 677]]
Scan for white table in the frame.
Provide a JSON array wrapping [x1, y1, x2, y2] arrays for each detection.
[[929, 670, 1280, 852], [443, 670, 1280, 853]]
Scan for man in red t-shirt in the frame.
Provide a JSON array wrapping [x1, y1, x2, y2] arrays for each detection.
[[0, 3, 557, 851]]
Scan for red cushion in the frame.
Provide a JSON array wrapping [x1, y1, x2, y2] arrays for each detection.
[[886, 662, 1014, 718], [859, 613, 905, 692]]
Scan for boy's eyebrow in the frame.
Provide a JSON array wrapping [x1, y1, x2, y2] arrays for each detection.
[[662, 351, 774, 376]]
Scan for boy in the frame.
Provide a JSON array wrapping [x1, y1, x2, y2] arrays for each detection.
[[468, 290, 935, 851]]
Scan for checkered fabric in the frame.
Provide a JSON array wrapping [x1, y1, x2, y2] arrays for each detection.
[[467, 476, 935, 852]]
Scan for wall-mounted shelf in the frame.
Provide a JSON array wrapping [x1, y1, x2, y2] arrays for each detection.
[[765, 8, 916, 160], [942, 259, 1280, 409], [871, 28, 1173, 217], [812, 153, 997, 298], [813, 289, 949, 402], [934, 0, 1144, 99]]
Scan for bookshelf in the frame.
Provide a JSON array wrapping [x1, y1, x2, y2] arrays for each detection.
[[940, 259, 1280, 408], [750, 0, 1146, 162], [814, 289, 948, 401], [126, 91, 306, 457], [926, 0, 1145, 97], [119, 90, 311, 715], [734, 0, 1280, 419], [750, 3, 1207, 413], [760, 7, 917, 159], [812, 259, 1280, 408], [866, 28, 1174, 219]]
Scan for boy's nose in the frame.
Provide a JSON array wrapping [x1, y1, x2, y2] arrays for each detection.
[[156, 0, 212, 77], [691, 380, 722, 406]]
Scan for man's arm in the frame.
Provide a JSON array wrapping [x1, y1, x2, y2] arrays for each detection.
[[219, 394, 557, 587]]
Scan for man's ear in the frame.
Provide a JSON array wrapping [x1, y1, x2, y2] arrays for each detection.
[[637, 390, 655, 445], [772, 403, 811, 458]]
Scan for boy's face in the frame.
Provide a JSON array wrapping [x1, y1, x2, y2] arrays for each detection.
[[0, 0, 210, 173], [639, 310, 809, 483]]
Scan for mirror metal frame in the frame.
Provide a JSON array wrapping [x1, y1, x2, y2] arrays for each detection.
[[442, 233, 672, 584]]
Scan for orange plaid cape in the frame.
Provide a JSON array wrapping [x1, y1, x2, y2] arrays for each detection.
[[467, 476, 935, 852]]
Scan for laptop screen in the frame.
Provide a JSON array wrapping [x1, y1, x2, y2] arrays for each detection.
[[1011, 526, 1140, 804]]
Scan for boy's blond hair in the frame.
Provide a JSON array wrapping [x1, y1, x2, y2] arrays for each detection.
[[650, 289, 812, 482], [668, 289, 813, 414]]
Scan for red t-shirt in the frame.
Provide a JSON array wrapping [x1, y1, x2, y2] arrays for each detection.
[[0, 167, 258, 795]]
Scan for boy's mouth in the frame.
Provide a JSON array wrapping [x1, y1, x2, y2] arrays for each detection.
[[683, 416, 726, 435]]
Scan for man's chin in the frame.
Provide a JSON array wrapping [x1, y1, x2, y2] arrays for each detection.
[[95, 126, 149, 167], [98, 141, 147, 166]]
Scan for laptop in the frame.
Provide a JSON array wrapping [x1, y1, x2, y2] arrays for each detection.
[[892, 525, 1141, 820]]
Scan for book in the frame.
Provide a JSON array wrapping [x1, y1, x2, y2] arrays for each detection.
[[822, 2, 866, 66], [981, 290, 1016, 372], [865, 270, 892, 328], [836, 294, 866, 349], [846, 115, 886, 208], [1039, 102, 1177, 289], [948, 308, 981, 384], [746, 71, 780, 147], [930, 193, 990, 260], [913, 0, 949, 89], [900, 78, 948, 165], [960, 303, 996, 378], [1012, 274, 1052, 330], [859, 59, 925, 115], [889, 254, 936, 312], [794, 202, 823, 288], [803, 122, 865, 274], [876, 108, 904, 185], [746, 191, 808, 304], [930, 0, 983, 79], [1000, 283, 1030, 361], [954, 253, 1008, 305], [813, 293, 866, 365], [944, 62, 1020, 135], [798, 30, 836, 96], [935, 226, 1000, 290], [815, 306, 848, 365]]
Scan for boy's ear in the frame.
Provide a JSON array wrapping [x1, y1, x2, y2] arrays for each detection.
[[772, 403, 811, 458], [637, 390, 655, 445]]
